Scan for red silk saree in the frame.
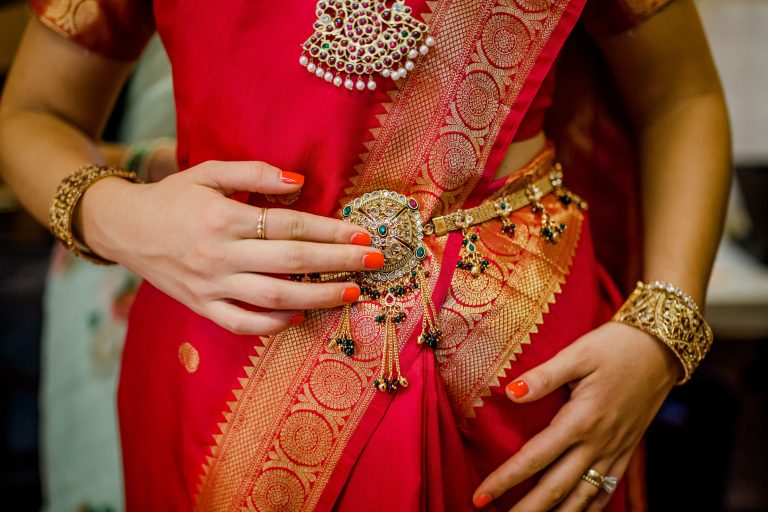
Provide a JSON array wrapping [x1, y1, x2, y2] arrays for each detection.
[[29, 0, 672, 509]]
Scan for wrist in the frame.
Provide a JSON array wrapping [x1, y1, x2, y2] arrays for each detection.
[[77, 175, 143, 263]]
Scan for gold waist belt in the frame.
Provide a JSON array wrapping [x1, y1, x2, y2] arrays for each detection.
[[293, 152, 587, 393]]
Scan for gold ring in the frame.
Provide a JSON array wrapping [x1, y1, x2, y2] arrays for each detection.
[[581, 468, 618, 494], [256, 207, 268, 240]]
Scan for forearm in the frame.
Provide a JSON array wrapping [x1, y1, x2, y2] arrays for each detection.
[[595, 0, 731, 305], [638, 91, 731, 304], [0, 107, 106, 226]]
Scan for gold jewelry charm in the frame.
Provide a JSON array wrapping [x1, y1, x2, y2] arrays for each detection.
[[613, 281, 714, 384], [526, 181, 566, 243], [445, 210, 491, 278], [319, 190, 442, 393], [299, 0, 435, 91]]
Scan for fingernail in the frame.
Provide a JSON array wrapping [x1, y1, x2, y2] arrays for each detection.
[[280, 171, 305, 185], [342, 287, 360, 303], [290, 313, 305, 325], [364, 252, 385, 269], [507, 379, 529, 399], [473, 494, 492, 509], [351, 232, 371, 246]]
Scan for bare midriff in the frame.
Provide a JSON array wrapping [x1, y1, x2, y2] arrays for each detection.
[[493, 130, 548, 181]]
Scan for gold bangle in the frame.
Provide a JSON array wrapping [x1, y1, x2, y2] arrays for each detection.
[[48, 165, 144, 265], [612, 281, 713, 385]]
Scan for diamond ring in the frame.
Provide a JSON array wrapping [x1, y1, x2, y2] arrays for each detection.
[[581, 468, 618, 494]]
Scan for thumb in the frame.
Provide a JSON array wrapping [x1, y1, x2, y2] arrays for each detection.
[[192, 160, 305, 196], [505, 343, 589, 403]]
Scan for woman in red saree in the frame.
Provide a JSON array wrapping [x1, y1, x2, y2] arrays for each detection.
[[0, 0, 729, 510]]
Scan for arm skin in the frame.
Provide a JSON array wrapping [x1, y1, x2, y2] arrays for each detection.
[[473, 1, 730, 511], [0, 19, 384, 335]]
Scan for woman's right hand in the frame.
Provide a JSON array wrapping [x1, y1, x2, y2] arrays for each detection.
[[78, 160, 382, 335]]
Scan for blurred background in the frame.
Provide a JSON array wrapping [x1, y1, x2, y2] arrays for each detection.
[[1, 0, 767, 510]]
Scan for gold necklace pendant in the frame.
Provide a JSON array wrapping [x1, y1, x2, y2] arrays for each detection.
[[299, 0, 436, 91]]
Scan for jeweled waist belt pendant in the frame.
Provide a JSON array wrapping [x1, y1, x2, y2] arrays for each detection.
[[292, 165, 587, 394]]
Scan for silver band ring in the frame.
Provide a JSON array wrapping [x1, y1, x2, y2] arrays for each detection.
[[581, 468, 618, 494], [256, 208, 268, 240]]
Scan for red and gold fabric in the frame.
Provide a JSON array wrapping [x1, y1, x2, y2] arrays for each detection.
[[29, 0, 674, 509]]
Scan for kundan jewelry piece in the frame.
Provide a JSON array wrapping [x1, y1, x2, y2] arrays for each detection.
[[299, 0, 436, 91], [291, 157, 585, 394]]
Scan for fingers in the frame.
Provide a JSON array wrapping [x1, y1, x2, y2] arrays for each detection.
[[508, 446, 597, 512], [229, 204, 373, 245], [473, 417, 576, 505], [204, 300, 305, 336], [586, 453, 632, 512], [193, 160, 305, 196], [506, 342, 594, 403], [553, 460, 614, 512], [232, 239, 383, 274], [222, 272, 361, 311]]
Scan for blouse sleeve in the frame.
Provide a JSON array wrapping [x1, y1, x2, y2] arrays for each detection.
[[583, 0, 674, 36], [29, 0, 155, 60]]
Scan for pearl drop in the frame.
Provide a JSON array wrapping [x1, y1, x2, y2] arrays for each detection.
[[425, 36, 436, 47], [391, 70, 400, 81], [333, 76, 343, 87], [419, 44, 429, 55], [398, 67, 407, 78], [315, 67, 325, 78], [367, 80, 377, 91], [404, 61, 414, 71], [381, 68, 392, 78], [324, 71, 334, 82], [408, 49, 419, 59], [344, 78, 354, 90], [299, 55, 309, 67], [355, 79, 366, 91], [307, 63, 317, 73]]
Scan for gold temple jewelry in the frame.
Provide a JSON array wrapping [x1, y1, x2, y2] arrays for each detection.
[[292, 162, 585, 393], [612, 281, 713, 384], [49, 165, 144, 266], [299, 0, 435, 91], [424, 166, 587, 237]]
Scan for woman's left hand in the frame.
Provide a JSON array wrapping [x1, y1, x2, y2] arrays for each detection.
[[473, 322, 680, 511]]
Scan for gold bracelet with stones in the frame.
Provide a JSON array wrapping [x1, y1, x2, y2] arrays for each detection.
[[48, 164, 143, 265], [612, 280, 713, 384]]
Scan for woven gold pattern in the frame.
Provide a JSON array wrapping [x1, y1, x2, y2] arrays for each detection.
[[196, 0, 572, 508]]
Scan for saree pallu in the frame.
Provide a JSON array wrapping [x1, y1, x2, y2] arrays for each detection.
[[117, 0, 631, 509]]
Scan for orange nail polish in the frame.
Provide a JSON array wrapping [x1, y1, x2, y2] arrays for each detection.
[[342, 287, 360, 303], [364, 252, 385, 269], [473, 494, 492, 509], [507, 379, 529, 399], [290, 313, 305, 325], [280, 171, 305, 185], [351, 232, 372, 246]]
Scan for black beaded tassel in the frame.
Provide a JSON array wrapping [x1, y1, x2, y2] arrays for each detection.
[[329, 304, 356, 356]]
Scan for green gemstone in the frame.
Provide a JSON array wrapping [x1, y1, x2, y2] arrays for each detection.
[[322, 43, 330, 50], [416, 246, 426, 259], [401, 30, 409, 37], [378, 224, 388, 236], [342, 205, 352, 217], [468, 243, 475, 252]]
